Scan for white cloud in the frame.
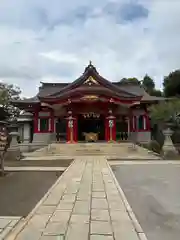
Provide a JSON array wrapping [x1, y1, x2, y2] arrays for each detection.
[[39, 51, 79, 64], [0, 0, 180, 96]]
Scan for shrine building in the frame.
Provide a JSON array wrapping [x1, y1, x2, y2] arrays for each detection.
[[12, 63, 163, 145]]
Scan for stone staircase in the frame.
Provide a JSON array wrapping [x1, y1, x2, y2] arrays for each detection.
[[23, 143, 128, 157], [22, 142, 161, 160]]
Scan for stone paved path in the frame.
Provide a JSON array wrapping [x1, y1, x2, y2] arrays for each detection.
[[6, 157, 147, 240], [0, 217, 22, 239]]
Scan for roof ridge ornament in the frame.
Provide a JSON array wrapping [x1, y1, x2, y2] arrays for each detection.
[[83, 61, 98, 74]]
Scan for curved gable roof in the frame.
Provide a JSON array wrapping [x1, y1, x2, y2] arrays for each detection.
[[40, 63, 137, 99]]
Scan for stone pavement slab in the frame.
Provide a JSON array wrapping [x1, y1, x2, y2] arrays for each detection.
[[0, 217, 22, 239], [6, 156, 147, 240]]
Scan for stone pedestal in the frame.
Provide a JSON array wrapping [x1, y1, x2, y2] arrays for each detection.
[[6, 132, 21, 161], [23, 123, 31, 143], [128, 132, 137, 151], [17, 111, 33, 143], [162, 128, 178, 159]]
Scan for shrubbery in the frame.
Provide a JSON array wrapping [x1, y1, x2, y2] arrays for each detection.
[[141, 140, 162, 154], [148, 140, 162, 154]]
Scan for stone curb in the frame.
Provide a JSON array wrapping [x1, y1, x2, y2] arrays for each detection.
[[106, 161, 148, 240], [4, 167, 67, 172], [108, 158, 161, 161], [0, 217, 24, 240], [108, 160, 180, 165], [5, 158, 76, 240]]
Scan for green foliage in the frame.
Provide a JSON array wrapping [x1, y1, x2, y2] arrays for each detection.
[[120, 77, 140, 85], [149, 99, 180, 124], [163, 70, 180, 97], [142, 75, 155, 92], [0, 83, 21, 120], [141, 140, 162, 154], [120, 75, 163, 97], [142, 75, 163, 96], [151, 124, 165, 148], [148, 140, 162, 154], [171, 130, 180, 154], [150, 89, 162, 97]]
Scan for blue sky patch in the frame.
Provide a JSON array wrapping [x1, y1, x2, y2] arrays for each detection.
[[103, 1, 148, 23], [120, 2, 149, 22]]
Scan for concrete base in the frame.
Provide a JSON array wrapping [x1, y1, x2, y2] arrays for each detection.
[[129, 132, 151, 143], [136, 132, 151, 143], [32, 133, 54, 144], [7, 132, 21, 161], [5, 149, 21, 161], [19, 143, 48, 152]]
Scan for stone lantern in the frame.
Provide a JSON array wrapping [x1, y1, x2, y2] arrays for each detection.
[[162, 118, 178, 158], [7, 121, 21, 161], [17, 111, 33, 143]]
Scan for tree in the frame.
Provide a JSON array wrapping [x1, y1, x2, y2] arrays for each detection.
[[163, 70, 180, 97], [0, 83, 21, 120], [149, 99, 180, 125], [142, 75, 162, 97], [142, 74, 155, 93], [0, 107, 9, 121], [151, 89, 163, 97], [120, 77, 140, 84]]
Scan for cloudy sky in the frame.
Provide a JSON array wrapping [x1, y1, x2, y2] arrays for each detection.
[[0, 0, 180, 97]]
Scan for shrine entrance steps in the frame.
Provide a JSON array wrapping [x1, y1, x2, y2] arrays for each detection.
[[22, 143, 160, 160]]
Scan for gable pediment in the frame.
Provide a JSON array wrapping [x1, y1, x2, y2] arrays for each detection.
[[83, 76, 99, 85]]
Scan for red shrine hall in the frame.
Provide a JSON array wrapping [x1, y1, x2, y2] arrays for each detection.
[[12, 63, 163, 144]]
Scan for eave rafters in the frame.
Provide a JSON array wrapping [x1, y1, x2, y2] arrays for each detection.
[[41, 94, 142, 110]]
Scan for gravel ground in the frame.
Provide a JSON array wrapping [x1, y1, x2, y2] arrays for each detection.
[[112, 164, 180, 240], [4, 159, 72, 167], [0, 171, 62, 217]]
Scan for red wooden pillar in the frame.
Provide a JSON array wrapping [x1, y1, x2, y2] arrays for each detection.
[[74, 116, 78, 142], [66, 111, 77, 143], [105, 117, 109, 141], [34, 109, 39, 133], [129, 112, 137, 132], [50, 110, 55, 133], [106, 110, 116, 142], [129, 112, 133, 132], [133, 115, 137, 132], [144, 112, 151, 131]]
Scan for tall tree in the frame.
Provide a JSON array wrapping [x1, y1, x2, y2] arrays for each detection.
[[142, 74, 155, 93], [0, 83, 21, 120], [142, 75, 162, 97], [163, 70, 180, 97]]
